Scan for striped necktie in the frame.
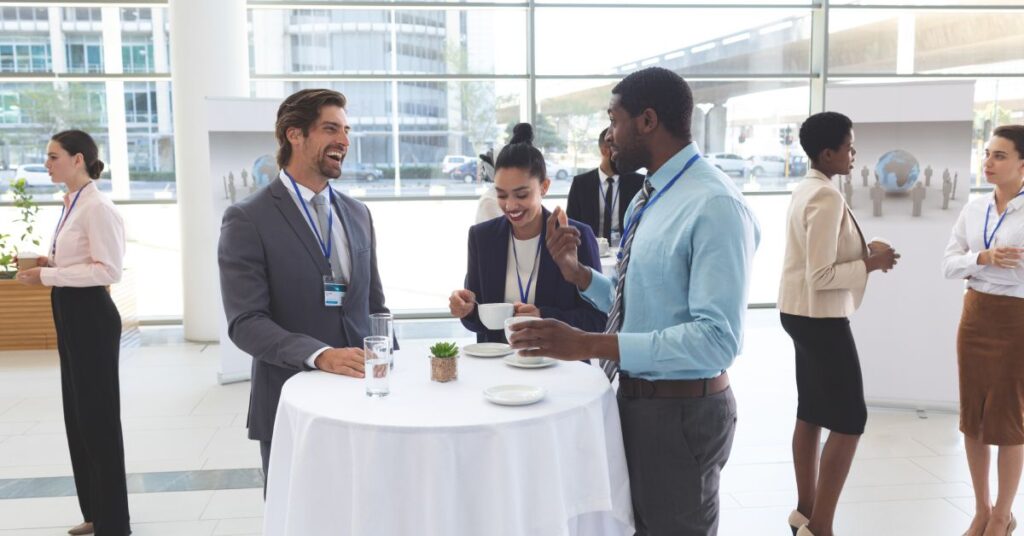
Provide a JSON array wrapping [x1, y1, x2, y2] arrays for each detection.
[[600, 179, 653, 381]]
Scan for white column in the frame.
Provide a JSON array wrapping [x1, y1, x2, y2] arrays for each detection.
[[169, 0, 248, 341], [251, 9, 286, 98], [48, 7, 66, 73], [896, 14, 916, 75], [101, 7, 130, 199]]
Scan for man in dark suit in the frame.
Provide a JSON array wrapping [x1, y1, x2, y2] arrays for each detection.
[[566, 127, 644, 242], [217, 88, 392, 482]]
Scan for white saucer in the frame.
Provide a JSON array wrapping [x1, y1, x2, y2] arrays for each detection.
[[483, 384, 546, 406], [502, 355, 558, 369], [463, 342, 513, 358]]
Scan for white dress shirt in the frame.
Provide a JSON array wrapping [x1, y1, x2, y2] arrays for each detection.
[[597, 168, 621, 235], [504, 234, 540, 305], [943, 186, 1024, 298], [40, 182, 125, 288], [277, 171, 354, 368]]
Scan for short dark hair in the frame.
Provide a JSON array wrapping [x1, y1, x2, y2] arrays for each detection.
[[611, 67, 693, 140], [495, 123, 546, 181], [994, 124, 1024, 158], [799, 111, 853, 163], [51, 130, 104, 180], [598, 127, 610, 147], [275, 88, 347, 168]]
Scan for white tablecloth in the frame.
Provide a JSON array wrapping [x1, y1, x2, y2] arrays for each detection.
[[264, 341, 634, 536]]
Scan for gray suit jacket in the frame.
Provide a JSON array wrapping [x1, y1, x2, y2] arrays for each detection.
[[218, 178, 389, 441]]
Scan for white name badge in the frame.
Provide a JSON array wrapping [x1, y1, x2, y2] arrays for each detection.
[[323, 276, 346, 307]]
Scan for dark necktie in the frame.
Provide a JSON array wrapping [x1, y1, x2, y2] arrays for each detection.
[[600, 179, 653, 381], [602, 177, 614, 240]]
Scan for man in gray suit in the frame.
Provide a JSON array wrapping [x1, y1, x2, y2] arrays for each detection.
[[218, 88, 391, 481]]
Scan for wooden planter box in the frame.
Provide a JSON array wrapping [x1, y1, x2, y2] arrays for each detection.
[[0, 270, 139, 351]]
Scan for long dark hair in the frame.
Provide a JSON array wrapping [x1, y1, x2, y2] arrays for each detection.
[[51, 130, 104, 180], [495, 123, 547, 181]]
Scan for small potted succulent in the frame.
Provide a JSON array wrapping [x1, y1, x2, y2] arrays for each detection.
[[429, 341, 459, 382]]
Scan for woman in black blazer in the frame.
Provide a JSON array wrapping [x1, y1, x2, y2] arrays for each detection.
[[449, 123, 606, 342]]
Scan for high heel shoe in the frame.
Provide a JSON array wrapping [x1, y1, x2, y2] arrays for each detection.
[[788, 510, 810, 536], [796, 525, 815, 536]]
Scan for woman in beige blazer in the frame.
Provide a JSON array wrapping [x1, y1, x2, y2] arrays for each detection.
[[778, 112, 899, 536]]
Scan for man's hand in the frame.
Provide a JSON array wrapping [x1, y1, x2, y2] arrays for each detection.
[[15, 267, 43, 286], [448, 289, 476, 319], [513, 302, 540, 317], [545, 207, 591, 289], [979, 247, 1024, 269], [314, 347, 365, 377], [508, 318, 611, 361]]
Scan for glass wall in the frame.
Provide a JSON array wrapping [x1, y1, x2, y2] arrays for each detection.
[[3, 1, 1022, 318]]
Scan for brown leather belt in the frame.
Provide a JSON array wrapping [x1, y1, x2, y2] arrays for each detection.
[[618, 371, 730, 399]]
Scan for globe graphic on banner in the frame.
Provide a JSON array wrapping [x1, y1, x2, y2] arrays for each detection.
[[874, 150, 920, 193], [252, 154, 277, 187]]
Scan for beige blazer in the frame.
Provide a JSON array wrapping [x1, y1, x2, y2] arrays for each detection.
[[778, 169, 868, 318]]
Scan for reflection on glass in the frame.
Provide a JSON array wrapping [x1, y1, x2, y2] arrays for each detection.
[[829, 10, 1024, 74], [535, 8, 811, 75], [251, 8, 526, 76]]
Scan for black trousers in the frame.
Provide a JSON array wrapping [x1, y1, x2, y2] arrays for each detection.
[[52, 286, 130, 536], [618, 387, 737, 536]]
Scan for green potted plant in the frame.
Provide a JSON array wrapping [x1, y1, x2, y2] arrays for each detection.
[[429, 341, 459, 382], [0, 178, 41, 278]]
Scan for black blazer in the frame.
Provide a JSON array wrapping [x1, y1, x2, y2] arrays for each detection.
[[566, 169, 644, 240], [461, 209, 607, 343]]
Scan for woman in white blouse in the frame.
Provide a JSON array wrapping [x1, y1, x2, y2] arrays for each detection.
[[15, 130, 129, 536], [943, 124, 1024, 536]]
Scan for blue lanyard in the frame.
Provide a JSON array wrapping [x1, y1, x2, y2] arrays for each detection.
[[618, 153, 701, 257], [51, 182, 91, 257], [284, 171, 333, 266], [983, 190, 1024, 249], [510, 227, 542, 304]]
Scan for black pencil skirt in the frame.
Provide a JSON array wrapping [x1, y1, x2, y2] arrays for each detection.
[[780, 312, 867, 435]]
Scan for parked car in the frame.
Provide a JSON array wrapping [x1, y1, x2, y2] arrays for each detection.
[[441, 155, 474, 175], [347, 162, 383, 182], [449, 160, 478, 183], [545, 161, 571, 181], [747, 155, 787, 177], [706, 153, 750, 178], [13, 164, 50, 187]]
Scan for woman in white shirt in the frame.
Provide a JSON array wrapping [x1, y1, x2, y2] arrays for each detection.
[[943, 124, 1024, 536], [449, 123, 605, 342], [15, 130, 129, 536]]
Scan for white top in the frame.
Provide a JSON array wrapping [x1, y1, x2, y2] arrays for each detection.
[[597, 168, 621, 234], [278, 171, 352, 283], [942, 186, 1024, 298], [504, 233, 541, 304], [40, 182, 125, 288], [264, 340, 634, 536]]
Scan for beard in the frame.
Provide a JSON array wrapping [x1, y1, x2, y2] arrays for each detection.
[[611, 146, 645, 175], [318, 152, 345, 179]]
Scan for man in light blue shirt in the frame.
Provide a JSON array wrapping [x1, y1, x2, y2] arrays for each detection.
[[509, 67, 760, 535]]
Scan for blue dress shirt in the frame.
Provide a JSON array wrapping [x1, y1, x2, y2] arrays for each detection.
[[582, 143, 761, 380]]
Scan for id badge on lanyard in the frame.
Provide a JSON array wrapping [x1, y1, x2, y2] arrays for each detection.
[[324, 275, 347, 307]]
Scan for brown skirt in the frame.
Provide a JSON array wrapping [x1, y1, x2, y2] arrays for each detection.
[[958, 288, 1024, 445]]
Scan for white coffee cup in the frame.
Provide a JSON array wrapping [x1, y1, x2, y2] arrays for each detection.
[[868, 236, 893, 252], [478, 302, 514, 330], [596, 237, 609, 256], [16, 251, 41, 270], [504, 316, 542, 365]]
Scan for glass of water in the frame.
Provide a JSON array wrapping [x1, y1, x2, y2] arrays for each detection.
[[370, 312, 394, 369], [364, 336, 391, 398]]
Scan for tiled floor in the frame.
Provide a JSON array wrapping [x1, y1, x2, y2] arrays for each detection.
[[0, 311, 1011, 535]]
